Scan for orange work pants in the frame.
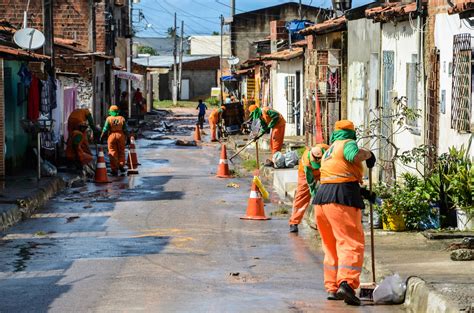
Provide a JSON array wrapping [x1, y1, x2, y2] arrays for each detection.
[[315, 203, 364, 292], [289, 171, 311, 225], [107, 132, 126, 172], [210, 121, 217, 141], [270, 121, 285, 155]]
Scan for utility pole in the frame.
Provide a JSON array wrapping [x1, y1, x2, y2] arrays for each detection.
[[43, 0, 54, 73], [231, 0, 235, 16], [298, 0, 302, 20], [128, 0, 133, 119], [172, 13, 178, 105], [178, 20, 184, 100], [220, 15, 224, 106]]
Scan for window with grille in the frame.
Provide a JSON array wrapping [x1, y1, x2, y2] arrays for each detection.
[[406, 56, 418, 127], [451, 33, 473, 132], [285, 75, 295, 124]]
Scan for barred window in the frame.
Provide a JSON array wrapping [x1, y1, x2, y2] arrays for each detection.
[[451, 33, 473, 132], [285, 75, 295, 124], [406, 58, 418, 127]]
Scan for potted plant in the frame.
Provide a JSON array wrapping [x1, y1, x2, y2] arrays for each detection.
[[447, 164, 473, 230], [375, 183, 406, 231]]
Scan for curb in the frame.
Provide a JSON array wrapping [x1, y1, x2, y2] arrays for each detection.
[[0, 175, 81, 232], [404, 277, 461, 313], [361, 255, 462, 312]]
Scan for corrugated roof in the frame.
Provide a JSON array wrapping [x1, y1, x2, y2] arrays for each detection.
[[260, 47, 304, 61], [299, 16, 347, 35], [0, 44, 50, 60], [133, 55, 216, 68], [366, 1, 424, 22], [448, 1, 474, 15]]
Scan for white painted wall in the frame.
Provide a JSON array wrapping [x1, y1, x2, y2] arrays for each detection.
[[435, 13, 474, 157], [271, 58, 304, 136], [189, 35, 231, 56], [381, 20, 425, 172]]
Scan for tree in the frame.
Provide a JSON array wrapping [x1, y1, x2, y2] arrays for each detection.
[[137, 45, 158, 56], [211, 31, 219, 35]]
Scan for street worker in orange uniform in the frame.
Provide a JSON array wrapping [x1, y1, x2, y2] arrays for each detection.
[[65, 121, 95, 176], [248, 105, 286, 164], [208, 106, 225, 142], [67, 108, 98, 155], [288, 143, 329, 233], [313, 120, 376, 306], [100, 105, 129, 176]]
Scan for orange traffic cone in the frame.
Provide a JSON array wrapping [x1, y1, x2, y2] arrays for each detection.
[[127, 136, 140, 168], [216, 144, 232, 178], [240, 179, 271, 220], [95, 146, 110, 183], [194, 125, 201, 142]]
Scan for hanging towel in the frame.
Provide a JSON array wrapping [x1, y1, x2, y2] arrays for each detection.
[[27, 76, 41, 121]]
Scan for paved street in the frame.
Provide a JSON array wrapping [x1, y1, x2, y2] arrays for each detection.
[[0, 112, 404, 313]]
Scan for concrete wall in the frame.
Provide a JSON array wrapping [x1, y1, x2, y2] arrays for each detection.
[[271, 58, 304, 136], [161, 70, 216, 101], [381, 20, 425, 174], [434, 13, 474, 157], [231, 4, 328, 65], [347, 19, 381, 127], [190, 35, 231, 56]]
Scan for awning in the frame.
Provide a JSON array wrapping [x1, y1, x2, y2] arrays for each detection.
[[113, 70, 143, 82], [221, 75, 238, 81]]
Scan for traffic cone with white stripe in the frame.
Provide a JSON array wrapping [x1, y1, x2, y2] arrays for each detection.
[[240, 178, 271, 220], [127, 136, 140, 168], [194, 125, 201, 142], [94, 146, 110, 183], [216, 144, 232, 178]]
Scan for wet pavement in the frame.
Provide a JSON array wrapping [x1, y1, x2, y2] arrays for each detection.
[[0, 109, 404, 312]]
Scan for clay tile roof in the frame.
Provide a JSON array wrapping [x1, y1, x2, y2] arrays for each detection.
[[299, 16, 347, 35], [366, 1, 425, 23], [0, 44, 50, 60], [448, 1, 474, 15], [260, 47, 304, 61]]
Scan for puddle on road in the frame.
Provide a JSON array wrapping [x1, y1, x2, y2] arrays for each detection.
[[13, 242, 54, 272]]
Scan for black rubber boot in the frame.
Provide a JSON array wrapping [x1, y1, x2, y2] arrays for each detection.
[[289, 224, 298, 233], [327, 292, 343, 301], [336, 281, 361, 306]]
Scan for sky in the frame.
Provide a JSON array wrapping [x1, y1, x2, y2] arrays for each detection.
[[133, 0, 372, 37]]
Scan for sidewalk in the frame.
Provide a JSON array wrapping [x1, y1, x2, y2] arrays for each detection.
[[0, 171, 81, 231]]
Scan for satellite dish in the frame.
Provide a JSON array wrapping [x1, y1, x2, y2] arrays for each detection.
[[13, 28, 45, 50], [227, 56, 240, 66]]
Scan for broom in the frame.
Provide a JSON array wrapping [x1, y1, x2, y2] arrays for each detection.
[[127, 144, 139, 175], [359, 168, 377, 301]]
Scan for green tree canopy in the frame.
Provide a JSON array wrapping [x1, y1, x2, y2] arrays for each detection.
[[137, 45, 158, 56]]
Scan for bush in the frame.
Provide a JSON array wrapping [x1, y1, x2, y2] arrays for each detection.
[[206, 97, 220, 107]]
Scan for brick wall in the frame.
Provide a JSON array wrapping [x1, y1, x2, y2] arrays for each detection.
[[95, 1, 106, 53], [0, 58, 4, 177], [0, 0, 94, 51], [55, 46, 93, 79]]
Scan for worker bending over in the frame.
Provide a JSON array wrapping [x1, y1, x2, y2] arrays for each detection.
[[288, 143, 329, 233], [208, 106, 225, 142], [65, 121, 95, 176], [313, 120, 376, 306], [248, 105, 286, 166], [100, 105, 129, 176]]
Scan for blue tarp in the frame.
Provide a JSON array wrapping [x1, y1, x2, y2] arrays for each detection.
[[222, 75, 238, 81]]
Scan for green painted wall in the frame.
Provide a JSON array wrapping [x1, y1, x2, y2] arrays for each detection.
[[4, 60, 30, 174]]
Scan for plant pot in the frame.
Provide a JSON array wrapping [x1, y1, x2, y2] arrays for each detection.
[[456, 208, 474, 231], [383, 212, 406, 231]]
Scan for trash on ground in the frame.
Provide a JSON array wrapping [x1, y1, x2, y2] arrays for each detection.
[[226, 182, 240, 188], [175, 139, 197, 146], [373, 273, 406, 304], [66, 216, 80, 223], [229, 272, 240, 276], [450, 249, 474, 261]]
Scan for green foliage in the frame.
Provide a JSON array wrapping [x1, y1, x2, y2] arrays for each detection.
[[375, 174, 432, 230], [241, 159, 257, 172], [211, 31, 219, 35], [295, 146, 306, 158], [137, 45, 158, 56], [205, 97, 220, 107]]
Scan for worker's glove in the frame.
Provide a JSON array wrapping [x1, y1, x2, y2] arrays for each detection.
[[366, 151, 376, 168], [360, 187, 376, 204]]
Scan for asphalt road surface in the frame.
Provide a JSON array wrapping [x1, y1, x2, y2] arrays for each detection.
[[0, 111, 404, 313]]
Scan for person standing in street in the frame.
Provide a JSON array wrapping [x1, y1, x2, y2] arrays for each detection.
[[100, 105, 129, 176], [248, 105, 286, 166], [208, 106, 225, 142], [313, 120, 376, 306], [133, 88, 145, 115], [288, 143, 329, 233], [196, 99, 207, 129]]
